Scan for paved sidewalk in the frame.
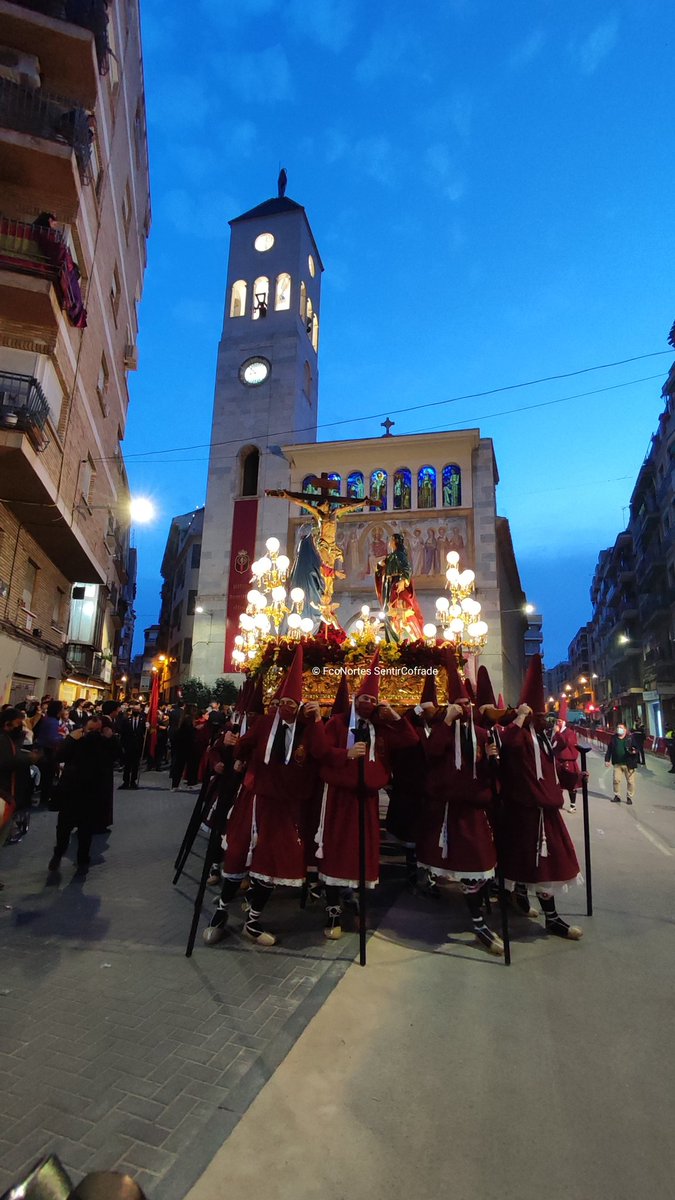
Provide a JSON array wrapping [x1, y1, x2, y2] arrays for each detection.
[[0, 771, 373, 1197]]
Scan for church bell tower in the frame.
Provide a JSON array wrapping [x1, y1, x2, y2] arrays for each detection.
[[192, 175, 323, 681]]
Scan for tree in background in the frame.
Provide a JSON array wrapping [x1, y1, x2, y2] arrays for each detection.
[[213, 677, 239, 706], [181, 678, 212, 709]]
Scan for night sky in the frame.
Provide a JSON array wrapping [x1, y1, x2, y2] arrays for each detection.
[[125, 0, 675, 665]]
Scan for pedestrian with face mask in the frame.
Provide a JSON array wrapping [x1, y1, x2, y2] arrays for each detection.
[[604, 722, 639, 804]]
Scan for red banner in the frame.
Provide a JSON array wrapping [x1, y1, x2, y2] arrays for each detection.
[[224, 497, 259, 670]]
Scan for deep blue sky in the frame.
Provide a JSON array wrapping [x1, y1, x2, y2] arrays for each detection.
[[126, 0, 675, 664]]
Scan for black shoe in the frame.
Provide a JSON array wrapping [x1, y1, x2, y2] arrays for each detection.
[[626, 797, 633, 805], [546, 917, 583, 940], [611, 795, 621, 803], [48, 853, 61, 872], [118, 784, 129, 790], [129, 783, 139, 790]]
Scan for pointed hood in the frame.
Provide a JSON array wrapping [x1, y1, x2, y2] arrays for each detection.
[[445, 650, 470, 703], [330, 672, 351, 717], [476, 665, 496, 708], [419, 671, 438, 707], [235, 678, 253, 715], [248, 676, 265, 714], [559, 696, 568, 722], [280, 645, 304, 705], [497, 693, 505, 709], [356, 649, 380, 700], [519, 654, 545, 714], [464, 676, 476, 705]]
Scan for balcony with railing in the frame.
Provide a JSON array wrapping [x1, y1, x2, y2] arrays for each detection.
[[0, 1, 107, 106], [0, 77, 93, 213], [637, 540, 667, 583], [0, 216, 87, 328], [66, 642, 112, 682], [0, 369, 50, 447]]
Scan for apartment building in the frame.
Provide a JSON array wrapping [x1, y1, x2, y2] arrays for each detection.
[[158, 507, 203, 701], [547, 335, 675, 734], [0, 0, 150, 704]]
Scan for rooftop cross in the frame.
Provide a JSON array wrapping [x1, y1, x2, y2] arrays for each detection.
[[381, 417, 395, 437]]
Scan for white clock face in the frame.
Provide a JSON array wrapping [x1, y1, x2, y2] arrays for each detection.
[[240, 357, 270, 386], [308, 254, 315, 277], [254, 232, 274, 252]]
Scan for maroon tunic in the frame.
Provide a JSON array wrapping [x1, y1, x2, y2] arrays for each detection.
[[417, 718, 496, 880], [385, 707, 432, 846], [316, 712, 417, 887], [552, 727, 582, 792], [498, 722, 580, 888], [232, 713, 323, 887]]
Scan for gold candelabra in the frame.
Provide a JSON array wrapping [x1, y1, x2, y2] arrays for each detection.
[[421, 550, 489, 654], [347, 604, 386, 651], [231, 537, 310, 666]]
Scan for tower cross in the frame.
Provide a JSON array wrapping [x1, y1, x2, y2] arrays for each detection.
[[381, 417, 395, 437]]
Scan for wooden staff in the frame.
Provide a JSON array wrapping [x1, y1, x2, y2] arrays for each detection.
[[578, 746, 593, 916], [487, 731, 511, 965]]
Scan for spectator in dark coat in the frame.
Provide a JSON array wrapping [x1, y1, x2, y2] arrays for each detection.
[[118, 702, 147, 789], [630, 718, 646, 765], [0, 708, 41, 859], [170, 707, 199, 790], [49, 718, 120, 873], [34, 699, 65, 807]]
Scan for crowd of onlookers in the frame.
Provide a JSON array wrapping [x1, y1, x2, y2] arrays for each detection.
[[0, 694, 233, 884]]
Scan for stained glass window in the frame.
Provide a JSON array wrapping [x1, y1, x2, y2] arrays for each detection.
[[302, 475, 320, 494], [327, 472, 341, 493], [370, 469, 387, 511], [347, 471, 365, 500], [418, 466, 436, 509], [393, 468, 412, 511], [442, 464, 462, 507]]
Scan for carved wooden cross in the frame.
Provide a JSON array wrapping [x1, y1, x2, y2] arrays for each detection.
[[306, 472, 340, 493]]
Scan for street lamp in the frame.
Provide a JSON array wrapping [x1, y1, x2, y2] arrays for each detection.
[[129, 497, 155, 524]]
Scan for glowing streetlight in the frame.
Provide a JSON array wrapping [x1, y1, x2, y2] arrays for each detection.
[[130, 497, 155, 523], [195, 605, 204, 614], [524, 603, 535, 615]]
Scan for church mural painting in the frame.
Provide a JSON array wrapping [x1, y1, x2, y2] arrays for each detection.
[[290, 513, 470, 590]]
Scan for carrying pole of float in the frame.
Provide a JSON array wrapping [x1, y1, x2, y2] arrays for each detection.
[[486, 729, 511, 965], [578, 746, 593, 917], [357, 752, 368, 967]]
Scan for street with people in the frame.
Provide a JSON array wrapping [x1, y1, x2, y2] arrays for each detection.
[[2, 688, 675, 1200]]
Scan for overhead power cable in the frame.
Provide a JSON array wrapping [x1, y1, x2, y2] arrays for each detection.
[[108, 347, 671, 463], [120, 370, 664, 465]]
